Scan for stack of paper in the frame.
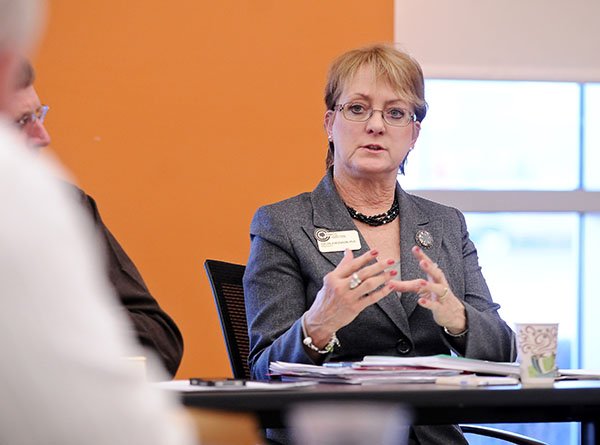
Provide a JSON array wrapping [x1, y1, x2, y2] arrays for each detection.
[[557, 369, 600, 380], [269, 357, 600, 386], [269, 360, 460, 385], [357, 355, 521, 377]]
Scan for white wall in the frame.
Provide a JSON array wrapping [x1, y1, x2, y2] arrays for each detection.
[[395, 0, 600, 81]]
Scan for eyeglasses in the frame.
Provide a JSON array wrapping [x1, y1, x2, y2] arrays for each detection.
[[336, 102, 416, 127], [15, 105, 49, 129]]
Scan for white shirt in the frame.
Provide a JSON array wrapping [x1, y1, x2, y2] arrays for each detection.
[[0, 121, 196, 445]]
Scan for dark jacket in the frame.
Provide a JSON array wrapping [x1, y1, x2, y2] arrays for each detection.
[[77, 188, 183, 377]]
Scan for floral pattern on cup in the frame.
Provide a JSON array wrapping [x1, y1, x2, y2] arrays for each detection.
[[517, 324, 558, 379]]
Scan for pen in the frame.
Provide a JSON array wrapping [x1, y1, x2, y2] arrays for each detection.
[[323, 362, 355, 368]]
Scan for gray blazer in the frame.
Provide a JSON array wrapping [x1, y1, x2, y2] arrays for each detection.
[[244, 171, 515, 444]]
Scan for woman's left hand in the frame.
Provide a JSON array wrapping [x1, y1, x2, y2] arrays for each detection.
[[388, 246, 467, 334]]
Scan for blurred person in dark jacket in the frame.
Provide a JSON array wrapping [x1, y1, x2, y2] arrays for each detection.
[[8, 59, 184, 377]]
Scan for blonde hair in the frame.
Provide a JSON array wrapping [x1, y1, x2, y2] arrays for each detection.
[[324, 44, 427, 171]]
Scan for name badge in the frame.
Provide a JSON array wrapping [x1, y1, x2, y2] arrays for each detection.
[[315, 229, 361, 253]]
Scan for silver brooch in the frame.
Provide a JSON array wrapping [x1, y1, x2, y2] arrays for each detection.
[[415, 229, 433, 249]]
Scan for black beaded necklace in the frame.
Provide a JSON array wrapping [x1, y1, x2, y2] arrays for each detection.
[[345, 196, 399, 227]]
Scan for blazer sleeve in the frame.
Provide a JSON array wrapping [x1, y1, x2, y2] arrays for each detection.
[[78, 191, 184, 377], [448, 208, 516, 362], [244, 205, 315, 380]]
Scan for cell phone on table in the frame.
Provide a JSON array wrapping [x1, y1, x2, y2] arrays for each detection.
[[189, 378, 246, 387]]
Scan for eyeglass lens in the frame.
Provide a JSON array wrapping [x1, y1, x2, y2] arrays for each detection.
[[340, 102, 413, 126], [17, 105, 49, 128]]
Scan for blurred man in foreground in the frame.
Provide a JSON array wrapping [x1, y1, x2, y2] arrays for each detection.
[[0, 0, 196, 443], [10, 60, 184, 377]]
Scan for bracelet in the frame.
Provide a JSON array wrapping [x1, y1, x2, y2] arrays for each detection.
[[301, 314, 340, 354], [443, 326, 469, 338]]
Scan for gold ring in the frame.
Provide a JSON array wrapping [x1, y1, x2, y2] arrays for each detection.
[[438, 287, 449, 301]]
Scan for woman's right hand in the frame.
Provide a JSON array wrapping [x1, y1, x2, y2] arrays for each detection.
[[303, 248, 397, 349]]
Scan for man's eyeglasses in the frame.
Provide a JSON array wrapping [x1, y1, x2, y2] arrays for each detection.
[[15, 105, 49, 128], [336, 102, 416, 127]]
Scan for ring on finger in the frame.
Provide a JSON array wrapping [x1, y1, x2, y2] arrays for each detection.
[[438, 287, 449, 301], [349, 272, 362, 290]]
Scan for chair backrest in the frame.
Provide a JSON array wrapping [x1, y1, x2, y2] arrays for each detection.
[[204, 259, 250, 379]]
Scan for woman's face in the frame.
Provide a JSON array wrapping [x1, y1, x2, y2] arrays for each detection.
[[325, 65, 420, 180]]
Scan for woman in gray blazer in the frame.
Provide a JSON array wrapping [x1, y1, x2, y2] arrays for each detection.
[[244, 44, 515, 445]]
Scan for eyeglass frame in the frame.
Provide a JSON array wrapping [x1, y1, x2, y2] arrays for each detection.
[[15, 104, 49, 128], [335, 102, 416, 127]]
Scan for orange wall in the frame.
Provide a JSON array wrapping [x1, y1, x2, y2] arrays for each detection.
[[34, 1, 393, 378]]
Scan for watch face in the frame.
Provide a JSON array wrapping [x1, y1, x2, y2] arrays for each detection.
[[415, 229, 433, 249]]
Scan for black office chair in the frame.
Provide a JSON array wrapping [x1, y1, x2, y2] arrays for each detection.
[[204, 259, 250, 380], [204, 259, 547, 445]]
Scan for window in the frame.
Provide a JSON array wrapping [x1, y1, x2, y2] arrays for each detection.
[[402, 79, 600, 445], [584, 84, 600, 190], [403, 80, 580, 191]]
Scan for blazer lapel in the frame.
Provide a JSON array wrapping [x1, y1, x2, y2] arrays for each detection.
[[397, 185, 443, 318], [301, 171, 370, 267]]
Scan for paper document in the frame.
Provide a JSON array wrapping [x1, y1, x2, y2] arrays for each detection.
[[436, 375, 520, 386], [359, 355, 520, 377], [557, 369, 600, 380], [281, 375, 441, 385], [269, 360, 460, 385]]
